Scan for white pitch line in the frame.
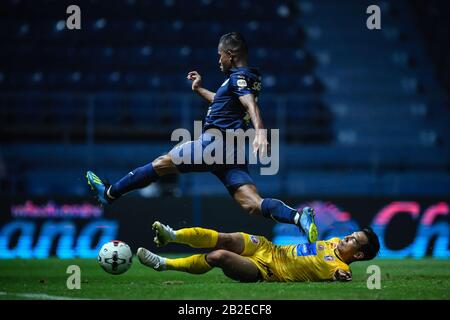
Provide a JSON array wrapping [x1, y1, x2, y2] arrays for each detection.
[[0, 291, 91, 300]]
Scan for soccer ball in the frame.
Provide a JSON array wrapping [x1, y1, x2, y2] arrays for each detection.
[[98, 240, 133, 275]]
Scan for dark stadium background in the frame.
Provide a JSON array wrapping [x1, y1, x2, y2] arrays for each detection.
[[0, 0, 449, 260]]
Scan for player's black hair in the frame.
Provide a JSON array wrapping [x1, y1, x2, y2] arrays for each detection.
[[219, 32, 248, 58], [359, 227, 380, 261]]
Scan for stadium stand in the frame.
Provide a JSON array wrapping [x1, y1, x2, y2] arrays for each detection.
[[1, 0, 449, 197]]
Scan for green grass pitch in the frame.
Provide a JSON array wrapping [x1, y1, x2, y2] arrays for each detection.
[[0, 257, 449, 300]]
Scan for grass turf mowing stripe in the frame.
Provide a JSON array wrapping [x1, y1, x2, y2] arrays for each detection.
[[0, 258, 449, 299]]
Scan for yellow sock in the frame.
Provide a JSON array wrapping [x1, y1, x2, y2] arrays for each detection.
[[175, 227, 218, 248], [165, 254, 212, 274]]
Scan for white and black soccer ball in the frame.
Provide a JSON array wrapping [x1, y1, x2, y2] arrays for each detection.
[[98, 240, 133, 275]]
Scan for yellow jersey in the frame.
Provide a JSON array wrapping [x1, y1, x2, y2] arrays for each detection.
[[241, 234, 350, 282]]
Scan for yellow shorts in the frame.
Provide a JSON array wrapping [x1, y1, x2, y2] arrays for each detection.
[[240, 233, 279, 282]]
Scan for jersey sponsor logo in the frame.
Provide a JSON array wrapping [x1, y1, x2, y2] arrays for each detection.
[[296, 243, 317, 256], [236, 79, 247, 88], [250, 235, 259, 244], [324, 255, 335, 262]]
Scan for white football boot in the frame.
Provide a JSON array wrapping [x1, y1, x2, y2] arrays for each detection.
[[137, 247, 166, 271], [152, 221, 176, 247]]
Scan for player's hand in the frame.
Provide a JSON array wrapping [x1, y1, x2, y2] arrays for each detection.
[[333, 269, 352, 282], [187, 71, 202, 91], [253, 131, 269, 158]]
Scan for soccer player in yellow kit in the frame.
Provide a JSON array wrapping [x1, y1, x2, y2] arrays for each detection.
[[137, 221, 380, 282]]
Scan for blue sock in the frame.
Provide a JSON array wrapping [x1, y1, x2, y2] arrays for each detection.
[[109, 163, 160, 198], [261, 198, 299, 225]]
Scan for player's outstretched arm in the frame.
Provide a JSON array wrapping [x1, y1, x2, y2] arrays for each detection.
[[239, 94, 268, 157], [187, 71, 215, 103]]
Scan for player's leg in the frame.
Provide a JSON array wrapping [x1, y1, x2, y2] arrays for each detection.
[[137, 247, 212, 274], [212, 167, 302, 224], [234, 184, 301, 224], [206, 249, 261, 282], [108, 154, 178, 198], [86, 154, 178, 205], [153, 221, 219, 248], [148, 223, 264, 281], [107, 132, 223, 198], [152, 221, 246, 254], [136, 247, 260, 282], [86, 132, 211, 205], [233, 184, 318, 243]]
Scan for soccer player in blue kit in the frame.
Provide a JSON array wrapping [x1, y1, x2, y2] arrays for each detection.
[[86, 32, 318, 242]]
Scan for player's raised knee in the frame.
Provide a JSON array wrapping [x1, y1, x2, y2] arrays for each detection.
[[216, 233, 244, 253], [152, 155, 169, 167], [234, 186, 263, 216], [241, 201, 261, 216], [206, 250, 232, 266], [152, 154, 178, 175]]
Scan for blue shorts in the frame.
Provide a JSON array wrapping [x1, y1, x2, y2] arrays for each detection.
[[169, 132, 255, 194]]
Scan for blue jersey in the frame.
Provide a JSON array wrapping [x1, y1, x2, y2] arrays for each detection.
[[203, 67, 262, 131]]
